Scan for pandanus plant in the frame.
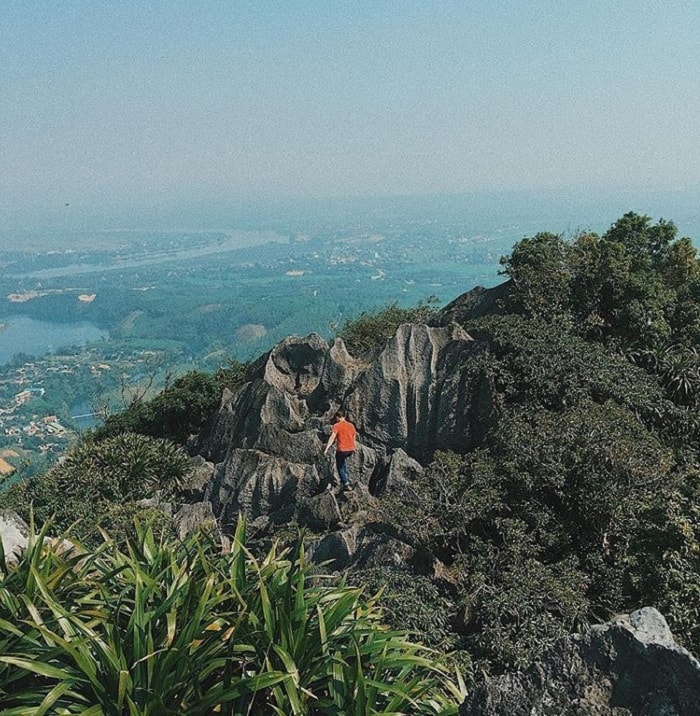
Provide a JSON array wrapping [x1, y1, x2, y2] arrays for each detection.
[[0, 518, 464, 714]]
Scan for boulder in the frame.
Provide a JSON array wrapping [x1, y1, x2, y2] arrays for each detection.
[[431, 281, 512, 326], [0, 510, 79, 566], [351, 525, 416, 571], [173, 502, 219, 541], [311, 527, 358, 570], [460, 607, 700, 715], [297, 491, 343, 532], [371, 447, 423, 500], [207, 449, 321, 527], [180, 455, 215, 501], [0, 509, 29, 566], [345, 322, 480, 462]]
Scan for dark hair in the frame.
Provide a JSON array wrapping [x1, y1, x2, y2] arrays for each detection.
[[335, 409, 346, 420]]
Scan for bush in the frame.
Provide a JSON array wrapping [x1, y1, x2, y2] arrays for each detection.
[[6, 432, 192, 543], [97, 363, 248, 444], [383, 450, 590, 673], [0, 520, 464, 714], [500, 213, 700, 352], [338, 298, 438, 355]]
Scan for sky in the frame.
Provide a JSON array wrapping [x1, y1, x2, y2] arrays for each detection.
[[1, 1, 699, 229]]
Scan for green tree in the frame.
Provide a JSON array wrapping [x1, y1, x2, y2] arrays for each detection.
[[499, 232, 573, 320], [500, 213, 700, 352], [97, 363, 247, 444]]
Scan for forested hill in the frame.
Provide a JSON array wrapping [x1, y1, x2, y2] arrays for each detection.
[[3, 212, 700, 711]]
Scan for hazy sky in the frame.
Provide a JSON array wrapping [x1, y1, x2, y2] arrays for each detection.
[[2, 1, 699, 225]]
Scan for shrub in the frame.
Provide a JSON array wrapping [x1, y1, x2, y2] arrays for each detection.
[[97, 362, 248, 444], [10, 432, 192, 544], [0, 520, 464, 714], [337, 298, 438, 355], [383, 450, 590, 672]]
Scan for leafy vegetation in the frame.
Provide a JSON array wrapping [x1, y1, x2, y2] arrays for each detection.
[[501, 212, 700, 353], [0, 520, 463, 714], [96, 361, 248, 444], [4, 210, 700, 692], [377, 213, 700, 672], [0, 432, 191, 545], [337, 298, 438, 355]]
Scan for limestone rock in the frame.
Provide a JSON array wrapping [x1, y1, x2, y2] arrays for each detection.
[[460, 607, 700, 716], [0, 509, 29, 566], [173, 502, 219, 541], [193, 324, 489, 527], [297, 491, 343, 532], [371, 447, 423, 500], [351, 525, 416, 571], [136, 494, 173, 515], [207, 448, 320, 527], [180, 455, 215, 501], [311, 526, 358, 570], [0, 510, 79, 566], [345, 322, 480, 462], [432, 281, 512, 327]]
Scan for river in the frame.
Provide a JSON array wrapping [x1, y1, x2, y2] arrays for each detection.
[[0, 315, 108, 365]]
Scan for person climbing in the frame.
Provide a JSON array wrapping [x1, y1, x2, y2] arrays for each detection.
[[323, 409, 356, 490]]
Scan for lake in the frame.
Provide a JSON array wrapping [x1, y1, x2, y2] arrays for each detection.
[[0, 315, 108, 365]]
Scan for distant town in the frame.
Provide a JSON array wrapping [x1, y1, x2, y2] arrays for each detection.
[[0, 345, 173, 478]]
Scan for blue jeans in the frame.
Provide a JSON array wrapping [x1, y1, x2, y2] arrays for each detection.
[[335, 450, 354, 486]]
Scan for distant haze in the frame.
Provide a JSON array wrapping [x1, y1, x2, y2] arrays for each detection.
[[1, 1, 699, 231]]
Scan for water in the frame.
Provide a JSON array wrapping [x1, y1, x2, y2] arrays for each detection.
[[0, 316, 108, 365]]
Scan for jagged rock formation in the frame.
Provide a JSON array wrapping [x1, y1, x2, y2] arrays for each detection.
[[192, 321, 491, 537], [460, 607, 700, 716], [431, 279, 512, 327]]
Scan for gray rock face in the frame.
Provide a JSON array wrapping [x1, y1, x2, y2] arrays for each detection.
[[0, 509, 29, 566], [373, 447, 423, 500], [0, 509, 78, 565], [431, 281, 512, 326], [460, 607, 700, 716], [347, 323, 481, 461], [173, 502, 219, 541], [180, 455, 215, 501], [309, 523, 417, 573], [297, 491, 343, 532], [194, 323, 488, 526]]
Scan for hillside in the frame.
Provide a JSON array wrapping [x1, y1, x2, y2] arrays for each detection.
[[3, 212, 700, 711]]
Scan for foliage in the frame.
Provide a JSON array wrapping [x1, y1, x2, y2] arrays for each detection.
[[383, 450, 589, 672], [337, 298, 439, 355], [382, 303, 700, 670], [356, 567, 460, 648], [0, 432, 191, 544], [500, 212, 700, 353], [0, 519, 464, 714], [96, 363, 248, 445]]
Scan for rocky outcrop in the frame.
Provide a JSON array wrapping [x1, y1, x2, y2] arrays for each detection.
[[0, 509, 77, 565], [193, 322, 490, 528], [0, 509, 30, 565], [431, 281, 512, 327], [460, 607, 700, 715]]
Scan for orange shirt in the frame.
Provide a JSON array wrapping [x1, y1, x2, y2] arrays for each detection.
[[332, 420, 356, 452]]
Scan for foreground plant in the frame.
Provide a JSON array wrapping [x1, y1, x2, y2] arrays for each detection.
[[0, 519, 463, 714]]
